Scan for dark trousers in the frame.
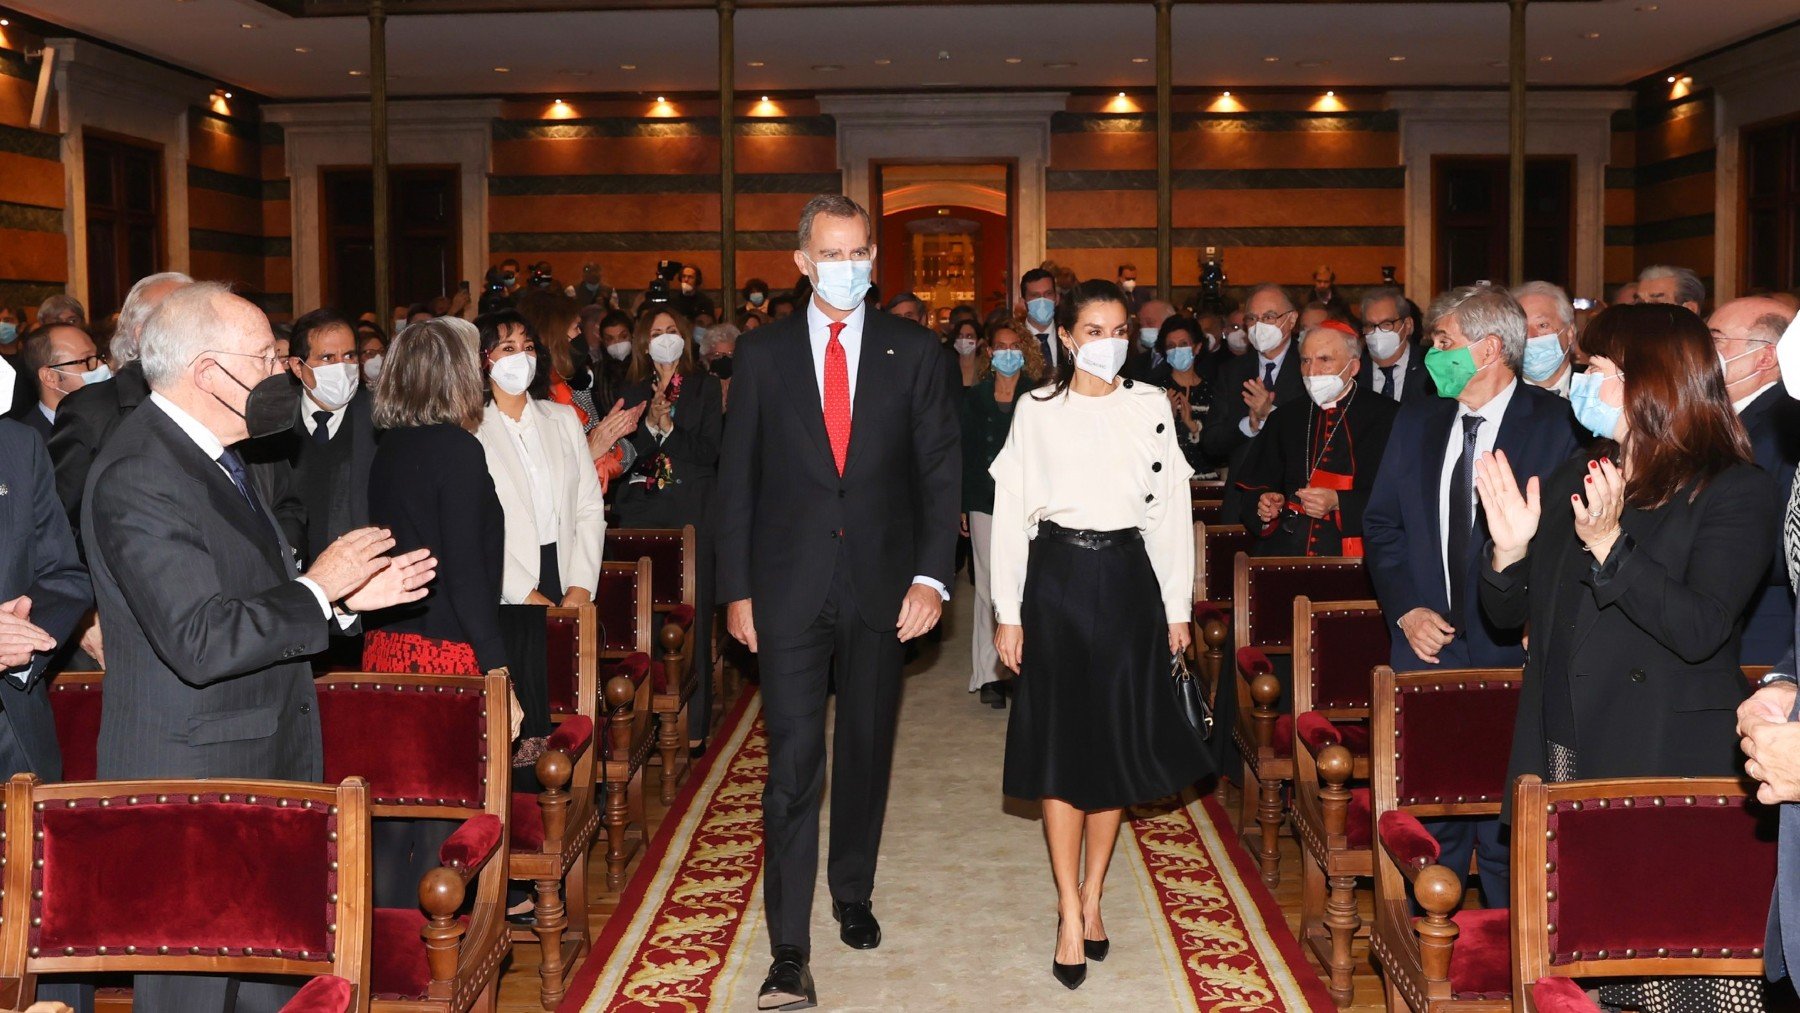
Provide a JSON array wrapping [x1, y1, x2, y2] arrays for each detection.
[[1421, 815, 1510, 909], [758, 555, 904, 955]]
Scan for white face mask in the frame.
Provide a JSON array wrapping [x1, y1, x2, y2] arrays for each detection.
[[679, 281, 696, 296], [605, 339, 632, 361], [361, 354, 384, 382], [1780, 311, 1800, 399], [1225, 327, 1249, 354], [649, 332, 686, 365], [1249, 319, 1287, 354], [1365, 326, 1403, 362], [1121, 279, 1136, 293], [1304, 366, 1351, 407], [1073, 336, 1130, 384], [309, 361, 359, 410], [55, 362, 111, 390], [953, 337, 978, 356], [489, 350, 536, 396]]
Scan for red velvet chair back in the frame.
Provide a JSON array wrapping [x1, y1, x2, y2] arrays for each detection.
[[316, 672, 510, 821], [543, 604, 598, 720], [601, 527, 695, 611], [1373, 666, 1523, 819], [1293, 599, 1387, 714], [1510, 775, 1776, 1000], [593, 559, 655, 657], [0, 774, 372, 1011], [1198, 525, 1252, 603], [46, 672, 104, 783], [1192, 499, 1225, 527], [1233, 555, 1373, 654]]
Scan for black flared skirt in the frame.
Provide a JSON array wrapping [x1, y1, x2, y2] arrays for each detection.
[[1001, 529, 1214, 811]]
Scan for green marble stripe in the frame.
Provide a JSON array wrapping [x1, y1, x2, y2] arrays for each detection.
[[259, 121, 285, 147], [1052, 111, 1398, 134], [263, 178, 290, 201], [489, 172, 841, 196], [190, 229, 289, 258], [0, 123, 59, 161], [1623, 93, 1710, 132], [1048, 225, 1403, 248], [1604, 213, 1715, 247], [0, 200, 61, 233], [1047, 167, 1404, 191], [0, 48, 33, 83], [1605, 149, 1715, 190], [189, 165, 263, 200], [493, 115, 834, 142], [490, 230, 795, 253]]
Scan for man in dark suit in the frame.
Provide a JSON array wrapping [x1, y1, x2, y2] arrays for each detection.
[[1363, 282, 1580, 907], [263, 308, 378, 565], [1355, 286, 1436, 404], [1019, 268, 1063, 373], [49, 271, 191, 531], [18, 323, 108, 444], [1203, 282, 1305, 517], [84, 282, 437, 1013], [1713, 297, 1800, 664], [717, 195, 960, 1011]]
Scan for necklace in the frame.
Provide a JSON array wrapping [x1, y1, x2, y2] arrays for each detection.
[[1300, 382, 1353, 477]]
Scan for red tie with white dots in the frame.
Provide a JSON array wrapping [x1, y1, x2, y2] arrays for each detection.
[[824, 321, 851, 475]]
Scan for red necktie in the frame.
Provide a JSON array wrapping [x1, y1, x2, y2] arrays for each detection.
[[824, 321, 851, 475]]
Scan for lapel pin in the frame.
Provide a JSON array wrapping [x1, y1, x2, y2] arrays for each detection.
[[0, 484, 8, 496], [885, 348, 895, 355]]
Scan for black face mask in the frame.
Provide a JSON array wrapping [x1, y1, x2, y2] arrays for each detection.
[[211, 360, 300, 439], [709, 354, 734, 379]]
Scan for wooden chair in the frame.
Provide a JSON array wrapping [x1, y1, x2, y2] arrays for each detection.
[[316, 671, 512, 1012], [1510, 775, 1777, 1013], [1369, 665, 1523, 1012], [1191, 524, 1253, 689], [45, 672, 103, 782], [1231, 554, 1374, 886], [1192, 477, 1226, 498], [510, 606, 602, 1009], [1289, 597, 1390, 1005], [591, 559, 658, 889], [1192, 498, 1226, 527], [0, 773, 373, 1013], [602, 526, 701, 803]]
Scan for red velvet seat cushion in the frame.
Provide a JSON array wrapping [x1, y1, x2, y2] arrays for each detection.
[[1346, 788, 1372, 848], [511, 792, 545, 852], [372, 908, 432, 1000], [438, 813, 502, 873], [1271, 716, 1367, 759], [666, 604, 696, 629], [1237, 646, 1274, 678], [548, 715, 593, 760], [280, 975, 354, 1013], [1448, 908, 1512, 1000], [599, 653, 651, 695], [1377, 810, 1442, 869], [1192, 601, 1227, 627], [1532, 977, 1600, 1013]]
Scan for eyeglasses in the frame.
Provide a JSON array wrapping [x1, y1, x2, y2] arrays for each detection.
[[1362, 317, 1405, 333], [1247, 309, 1293, 325], [198, 349, 281, 375], [48, 354, 106, 371]]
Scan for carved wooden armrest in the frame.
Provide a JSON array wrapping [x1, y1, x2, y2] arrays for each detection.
[[532, 716, 593, 853], [422, 812, 504, 988]]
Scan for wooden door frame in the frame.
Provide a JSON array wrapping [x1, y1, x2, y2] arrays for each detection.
[[1428, 153, 1576, 295]]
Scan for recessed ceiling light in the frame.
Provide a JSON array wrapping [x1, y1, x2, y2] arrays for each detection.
[[1, 17, 11, 25], [1636, 3, 1659, 10], [348, 69, 365, 76], [1262, 56, 1281, 63], [223, 91, 233, 98], [1222, 91, 1232, 97], [813, 64, 843, 72], [874, 58, 891, 65], [294, 46, 311, 53], [1325, 90, 1335, 97], [620, 63, 637, 70], [493, 66, 510, 73], [1538, 55, 1554, 62], [240, 22, 257, 29], [1131, 57, 1150, 64], [1117, 91, 1127, 98], [1666, 74, 1678, 82], [657, 96, 666, 102], [1004, 57, 1023, 64], [1582, 31, 1601, 40], [1043, 60, 1076, 69], [1388, 55, 1407, 62], [761, 95, 770, 101], [746, 61, 765, 68]]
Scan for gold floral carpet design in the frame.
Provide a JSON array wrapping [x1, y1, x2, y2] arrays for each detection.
[[563, 616, 1331, 1011]]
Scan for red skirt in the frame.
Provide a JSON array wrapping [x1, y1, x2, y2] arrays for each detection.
[[361, 631, 480, 676]]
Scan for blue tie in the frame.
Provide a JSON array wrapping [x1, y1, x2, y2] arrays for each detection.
[[1380, 365, 1397, 399], [1446, 415, 1484, 624], [216, 448, 271, 529], [312, 410, 332, 445], [1261, 360, 1276, 389]]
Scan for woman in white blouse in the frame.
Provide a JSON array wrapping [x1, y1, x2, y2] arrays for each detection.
[[474, 309, 607, 606], [990, 279, 1210, 990]]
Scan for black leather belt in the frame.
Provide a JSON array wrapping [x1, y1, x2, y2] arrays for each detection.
[[1037, 520, 1143, 550]]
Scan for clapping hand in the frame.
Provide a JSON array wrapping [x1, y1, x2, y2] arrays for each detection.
[[1572, 458, 1624, 562], [0, 596, 55, 670], [1241, 379, 1276, 431], [342, 547, 438, 613], [586, 399, 645, 458], [1472, 450, 1540, 570]]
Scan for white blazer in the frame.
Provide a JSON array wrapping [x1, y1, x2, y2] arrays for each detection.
[[476, 400, 606, 604]]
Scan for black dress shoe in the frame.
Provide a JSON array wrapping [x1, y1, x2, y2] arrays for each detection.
[[978, 683, 1005, 708], [831, 900, 882, 949], [1084, 937, 1110, 961], [757, 945, 816, 1011], [689, 738, 708, 760]]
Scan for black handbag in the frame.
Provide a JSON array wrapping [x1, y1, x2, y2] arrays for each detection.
[[1172, 650, 1214, 741]]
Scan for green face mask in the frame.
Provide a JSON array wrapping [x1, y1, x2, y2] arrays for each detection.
[[1424, 335, 1490, 398]]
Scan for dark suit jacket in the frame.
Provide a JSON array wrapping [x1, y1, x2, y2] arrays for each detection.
[[1362, 380, 1581, 672], [1355, 344, 1438, 405], [715, 307, 961, 638], [0, 420, 91, 781], [248, 389, 378, 567], [84, 400, 329, 782], [20, 405, 52, 444], [615, 370, 723, 530], [1233, 388, 1398, 557], [48, 360, 150, 534], [1202, 342, 1303, 518], [1482, 461, 1773, 821], [1738, 384, 1800, 664]]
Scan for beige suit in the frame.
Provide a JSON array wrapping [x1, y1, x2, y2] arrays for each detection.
[[476, 399, 606, 603]]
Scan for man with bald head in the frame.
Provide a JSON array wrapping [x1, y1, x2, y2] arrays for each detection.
[[49, 271, 191, 528], [1712, 296, 1800, 663], [84, 281, 439, 1012]]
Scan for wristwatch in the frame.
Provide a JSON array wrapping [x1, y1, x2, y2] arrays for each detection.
[[1758, 671, 1798, 689]]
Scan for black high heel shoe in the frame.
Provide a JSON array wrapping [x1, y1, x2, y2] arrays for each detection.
[[1053, 918, 1087, 990], [1084, 937, 1110, 962]]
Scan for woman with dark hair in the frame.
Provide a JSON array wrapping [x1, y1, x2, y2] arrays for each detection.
[[354, 321, 387, 385], [1477, 302, 1775, 1013], [1147, 315, 1219, 479], [617, 306, 724, 755], [950, 317, 984, 387], [990, 279, 1211, 990], [740, 277, 771, 316]]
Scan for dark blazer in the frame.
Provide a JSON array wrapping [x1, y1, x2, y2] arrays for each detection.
[[258, 389, 378, 567], [1481, 461, 1774, 821], [1362, 380, 1581, 672], [1201, 342, 1304, 516], [48, 360, 150, 533], [960, 374, 1038, 516], [715, 307, 961, 638], [0, 420, 91, 782], [615, 370, 723, 529], [1233, 387, 1398, 557], [1738, 384, 1800, 664], [20, 404, 52, 444], [1355, 343, 1438, 404], [84, 400, 329, 782]]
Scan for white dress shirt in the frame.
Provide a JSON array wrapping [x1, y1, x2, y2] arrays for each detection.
[[1437, 378, 1518, 604], [498, 406, 562, 544], [1735, 380, 1779, 415], [149, 392, 345, 624], [300, 393, 349, 440], [37, 402, 54, 426], [805, 297, 948, 601], [1239, 340, 1293, 437], [1371, 345, 1412, 401]]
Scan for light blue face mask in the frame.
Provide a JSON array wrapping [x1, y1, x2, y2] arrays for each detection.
[[1165, 346, 1196, 372], [805, 254, 873, 311], [1521, 332, 1568, 383], [1138, 327, 1158, 349], [0, 322, 15, 345], [1026, 297, 1056, 326], [990, 348, 1025, 377], [1569, 369, 1624, 439]]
